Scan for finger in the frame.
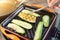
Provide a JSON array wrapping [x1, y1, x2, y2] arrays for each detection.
[[49, 0, 58, 7], [49, 0, 55, 7], [47, 0, 52, 3], [50, 0, 57, 6], [47, 0, 55, 7], [47, 0, 52, 5], [47, 0, 52, 7]]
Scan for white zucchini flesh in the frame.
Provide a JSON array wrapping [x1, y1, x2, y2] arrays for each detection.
[[42, 15, 50, 27], [7, 23, 25, 34], [21, 9, 40, 17], [12, 19, 32, 29]]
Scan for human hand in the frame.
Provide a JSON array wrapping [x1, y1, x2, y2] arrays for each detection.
[[47, 0, 60, 9]]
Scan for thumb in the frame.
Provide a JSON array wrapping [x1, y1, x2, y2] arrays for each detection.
[[48, 0, 58, 7]]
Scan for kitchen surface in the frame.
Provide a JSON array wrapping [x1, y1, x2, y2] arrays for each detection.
[[0, 0, 60, 40]]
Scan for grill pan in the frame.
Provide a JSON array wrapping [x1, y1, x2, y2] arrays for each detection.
[[1, 5, 57, 40]]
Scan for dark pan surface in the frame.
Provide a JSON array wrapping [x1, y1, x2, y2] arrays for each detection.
[[1, 5, 57, 40]]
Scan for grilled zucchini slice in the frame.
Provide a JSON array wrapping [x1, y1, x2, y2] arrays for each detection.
[[18, 9, 40, 23], [12, 19, 32, 29], [34, 21, 43, 40], [7, 23, 25, 34], [42, 15, 50, 27]]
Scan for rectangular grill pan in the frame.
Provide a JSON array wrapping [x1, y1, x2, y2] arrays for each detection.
[[1, 5, 57, 40]]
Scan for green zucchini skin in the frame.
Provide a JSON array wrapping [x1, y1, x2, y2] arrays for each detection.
[[34, 21, 43, 40], [12, 19, 32, 29], [42, 15, 50, 27], [7, 23, 25, 34]]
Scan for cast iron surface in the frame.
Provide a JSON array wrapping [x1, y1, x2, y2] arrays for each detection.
[[1, 5, 57, 40]]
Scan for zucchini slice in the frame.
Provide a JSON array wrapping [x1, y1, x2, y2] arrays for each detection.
[[18, 12, 36, 23], [12, 19, 32, 29], [21, 9, 40, 17], [18, 9, 40, 23], [34, 21, 43, 40], [42, 15, 50, 27], [7, 23, 25, 34]]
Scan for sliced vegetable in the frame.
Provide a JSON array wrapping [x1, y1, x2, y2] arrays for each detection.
[[18, 12, 36, 23], [12, 19, 32, 29], [21, 9, 40, 17], [7, 23, 25, 34], [34, 21, 43, 40], [42, 15, 50, 27], [18, 9, 40, 23]]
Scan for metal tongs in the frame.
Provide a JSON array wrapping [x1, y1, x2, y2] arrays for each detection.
[[25, 1, 60, 13]]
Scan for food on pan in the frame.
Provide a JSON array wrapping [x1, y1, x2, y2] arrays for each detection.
[[42, 15, 50, 27], [34, 21, 43, 40], [12, 19, 32, 29], [7, 23, 25, 34], [18, 9, 40, 23], [21, 9, 40, 17]]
